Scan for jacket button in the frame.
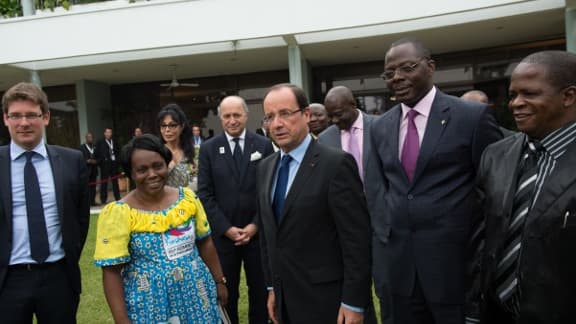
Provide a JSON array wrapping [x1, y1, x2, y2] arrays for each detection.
[[407, 194, 414, 200]]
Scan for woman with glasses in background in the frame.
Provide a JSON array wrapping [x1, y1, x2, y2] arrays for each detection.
[[157, 103, 196, 189]]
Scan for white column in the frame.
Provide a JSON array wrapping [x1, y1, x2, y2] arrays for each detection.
[[567, 7, 576, 53]]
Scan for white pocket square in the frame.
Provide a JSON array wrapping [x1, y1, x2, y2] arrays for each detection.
[[250, 151, 262, 161]]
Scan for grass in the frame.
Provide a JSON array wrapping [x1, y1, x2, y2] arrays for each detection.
[[78, 215, 378, 323]]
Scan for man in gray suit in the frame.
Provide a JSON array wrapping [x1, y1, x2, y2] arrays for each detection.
[[318, 85, 387, 324]]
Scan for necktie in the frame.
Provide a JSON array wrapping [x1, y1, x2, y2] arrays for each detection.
[[495, 141, 541, 314], [24, 151, 50, 263], [272, 155, 292, 224], [232, 138, 242, 173], [401, 109, 419, 182], [347, 127, 363, 181]]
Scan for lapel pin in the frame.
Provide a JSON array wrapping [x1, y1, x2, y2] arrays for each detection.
[[219, 147, 225, 154], [441, 120, 446, 126]]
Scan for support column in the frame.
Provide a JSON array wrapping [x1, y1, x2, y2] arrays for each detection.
[[567, 7, 576, 53], [21, 0, 35, 16], [285, 35, 312, 99], [76, 80, 112, 143], [30, 70, 42, 87]]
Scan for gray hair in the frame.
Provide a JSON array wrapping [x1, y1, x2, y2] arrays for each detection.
[[217, 95, 249, 115]]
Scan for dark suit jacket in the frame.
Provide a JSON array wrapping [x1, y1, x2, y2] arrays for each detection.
[[478, 134, 576, 323], [369, 90, 502, 304], [79, 143, 98, 179], [258, 140, 372, 323], [197, 131, 274, 251], [317, 112, 391, 307], [95, 137, 120, 167], [0, 145, 90, 294]]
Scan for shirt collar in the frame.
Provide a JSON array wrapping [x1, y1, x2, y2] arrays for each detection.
[[350, 109, 363, 131], [10, 140, 48, 161], [225, 128, 246, 142], [280, 134, 312, 165], [533, 121, 576, 160], [401, 86, 436, 120]]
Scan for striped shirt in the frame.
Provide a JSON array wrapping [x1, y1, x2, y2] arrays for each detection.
[[531, 121, 576, 206]]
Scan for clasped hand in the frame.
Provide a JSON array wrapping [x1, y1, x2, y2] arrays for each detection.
[[225, 224, 257, 246]]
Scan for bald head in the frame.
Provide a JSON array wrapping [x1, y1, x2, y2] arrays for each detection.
[[461, 90, 489, 104], [218, 95, 249, 137], [324, 86, 359, 130]]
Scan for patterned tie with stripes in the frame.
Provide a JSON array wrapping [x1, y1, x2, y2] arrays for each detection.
[[495, 141, 542, 314]]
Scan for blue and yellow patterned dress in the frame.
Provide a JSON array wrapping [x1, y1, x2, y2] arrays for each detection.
[[94, 187, 221, 324]]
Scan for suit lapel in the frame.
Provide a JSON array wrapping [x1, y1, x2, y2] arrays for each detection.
[[412, 95, 450, 185], [362, 113, 373, 171], [219, 134, 240, 181], [527, 139, 576, 225], [46, 146, 64, 223], [262, 152, 280, 231], [280, 141, 319, 226], [239, 132, 254, 184], [499, 135, 525, 223], [0, 147, 13, 227], [386, 106, 404, 180]]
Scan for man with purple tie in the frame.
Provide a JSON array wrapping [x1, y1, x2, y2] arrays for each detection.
[[368, 38, 502, 324]]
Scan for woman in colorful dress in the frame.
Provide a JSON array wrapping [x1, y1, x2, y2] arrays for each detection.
[[157, 104, 196, 188], [94, 134, 227, 324]]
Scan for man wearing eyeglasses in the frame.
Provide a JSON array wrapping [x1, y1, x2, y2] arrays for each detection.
[[368, 38, 502, 324], [0, 82, 90, 323], [198, 95, 274, 324], [257, 83, 372, 324]]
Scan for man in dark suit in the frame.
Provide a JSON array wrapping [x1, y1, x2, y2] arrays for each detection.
[[308, 103, 330, 136], [317, 85, 386, 324], [198, 95, 274, 324], [258, 83, 372, 324], [192, 124, 204, 146], [0, 82, 90, 323], [79, 131, 98, 206], [95, 127, 121, 204], [368, 38, 502, 323], [477, 51, 576, 323]]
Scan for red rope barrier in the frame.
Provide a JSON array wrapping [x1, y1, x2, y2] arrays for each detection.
[[88, 173, 125, 186]]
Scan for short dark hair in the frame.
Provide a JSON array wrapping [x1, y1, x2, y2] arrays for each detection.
[[121, 134, 172, 179], [520, 51, 576, 91], [264, 83, 309, 109], [156, 103, 195, 162], [2, 82, 49, 114], [388, 37, 432, 60]]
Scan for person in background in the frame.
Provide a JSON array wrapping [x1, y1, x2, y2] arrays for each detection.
[[80, 132, 99, 206], [157, 103, 195, 188], [192, 124, 204, 147], [308, 102, 330, 137], [369, 38, 502, 324], [477, 50, 576, 323], [94, 134, 227, 323], [0, 82, 90, 323], [461, 89, 515, 137], [95, 127, 121, 204], [133, 127, 143, 137], [317, 85, 382, 324], [258, 83, 372, 324], [198, 96, 274, 324]]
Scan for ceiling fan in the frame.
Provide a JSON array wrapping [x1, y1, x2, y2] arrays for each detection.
[[160, 64, 199, 89]]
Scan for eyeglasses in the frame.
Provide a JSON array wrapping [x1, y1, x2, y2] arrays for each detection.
[[160, 123, 180, 130], [381, 59, 427, 81], [263, 108, 303, 124], [6, 113, 44, 121]]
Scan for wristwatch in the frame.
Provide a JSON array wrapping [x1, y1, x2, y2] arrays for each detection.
[[215, 276, 227, 285]]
